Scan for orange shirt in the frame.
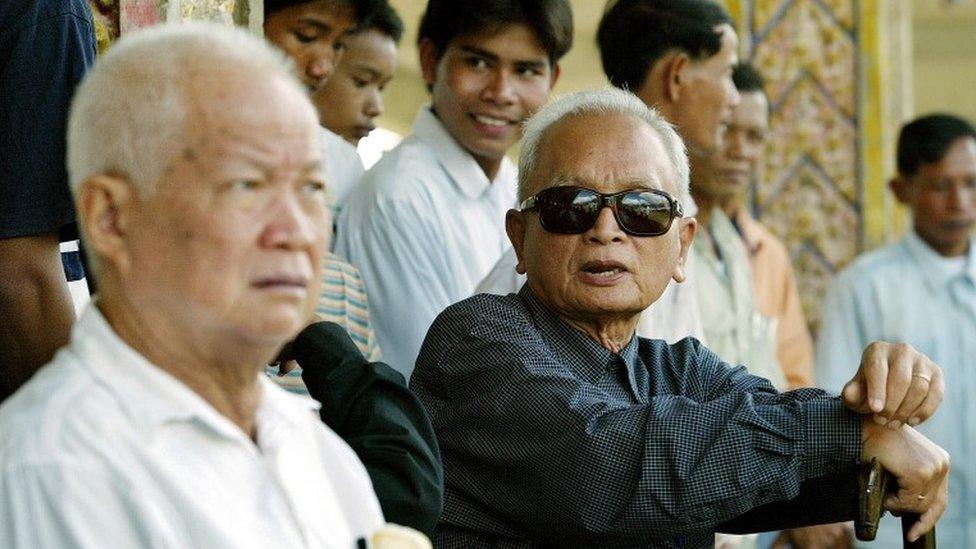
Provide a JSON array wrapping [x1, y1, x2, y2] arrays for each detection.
[[734, 210, 815, 388]]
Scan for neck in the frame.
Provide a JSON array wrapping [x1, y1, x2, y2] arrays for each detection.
[[560, 314, 637, 354], [475, 154, 502, 182], [917, 228, 971, 258], [720, 195, 742, 218], [692, 189, 717, 228], [97, 287, 272, 439]]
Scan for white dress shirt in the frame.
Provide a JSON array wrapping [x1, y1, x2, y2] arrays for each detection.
[[321, 126, 366, 218], [0, 305, 384, 549], [336, 107, 517, 378]]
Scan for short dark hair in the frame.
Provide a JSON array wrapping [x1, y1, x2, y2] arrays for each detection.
[[264, 0, 365, 21], [352, 0, 404, 44], [417, 0, 574, 66], [897, 114, 976, 177], [732, 63, 765, 94], [597, 0, 732, 92]]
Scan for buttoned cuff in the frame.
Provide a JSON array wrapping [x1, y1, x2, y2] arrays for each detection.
[[801, 397, 862, 479]]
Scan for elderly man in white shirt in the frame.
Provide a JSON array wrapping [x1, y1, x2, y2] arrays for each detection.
[[335, 0, 573, 377], [0, 24, 385, 549]]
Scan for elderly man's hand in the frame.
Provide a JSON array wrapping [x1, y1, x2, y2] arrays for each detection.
[[861, 419, 950, 542], [841, 342, 942, 429]]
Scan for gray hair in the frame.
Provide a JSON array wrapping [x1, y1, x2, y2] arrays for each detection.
[[67, 22, 303, 197], [517, 88, 690, 206]]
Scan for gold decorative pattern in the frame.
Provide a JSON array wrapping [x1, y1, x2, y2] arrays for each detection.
[[723, 0, 908, 332]]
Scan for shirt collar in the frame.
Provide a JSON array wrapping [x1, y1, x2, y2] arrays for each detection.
[[411, 106, 516, 199], [518, 285, 641, 387], [902, 230, 976, 291], [74, 305, 319, 441]]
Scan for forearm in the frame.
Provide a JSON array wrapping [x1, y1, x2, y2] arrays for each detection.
[[718, 471, 858, 534], [0, 235, 75, 400], [294, 323, 443, 534]]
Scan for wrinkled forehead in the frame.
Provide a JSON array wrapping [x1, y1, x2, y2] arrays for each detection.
[[531, 113, 680, 196], [180, 73, 323, 167]]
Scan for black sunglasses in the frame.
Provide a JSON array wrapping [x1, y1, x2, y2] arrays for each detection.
[[519, 186, 684, 237]]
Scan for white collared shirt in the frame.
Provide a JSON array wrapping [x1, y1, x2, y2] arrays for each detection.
[[321, 126, 366, 219], [335, 107, 517, 378], [0, 305, 384, 549]]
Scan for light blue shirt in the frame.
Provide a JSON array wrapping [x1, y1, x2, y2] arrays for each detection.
[[816, 230, 976, 548]]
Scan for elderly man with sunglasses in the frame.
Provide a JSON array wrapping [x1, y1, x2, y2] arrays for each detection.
[[409, 89, 949, 547]]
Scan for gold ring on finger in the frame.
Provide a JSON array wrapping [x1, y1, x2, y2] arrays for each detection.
[[912, 373, 932, 382]]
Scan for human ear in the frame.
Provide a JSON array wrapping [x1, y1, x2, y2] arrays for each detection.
[[418, 38, 441, 89], [664, 53, 691, 103], [76, 174, 136, 276], [505, 209, 528, 275], [672, 217, 697, 283], [889, 176, 913, 206]]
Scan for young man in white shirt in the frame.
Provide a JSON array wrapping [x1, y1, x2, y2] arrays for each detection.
[[0, 24, 385, 548], [336, 0, 572, 378]]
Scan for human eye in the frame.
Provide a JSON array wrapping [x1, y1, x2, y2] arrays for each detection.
[[352, 76, 370, 88], [228, 179, 263, 192], [300, 179, 329, 202], [293, 28, 319, 44], [333, 39, 347, 53], [465, 56, 489, 70]]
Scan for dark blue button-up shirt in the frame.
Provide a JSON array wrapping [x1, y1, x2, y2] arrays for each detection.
[[411, 286, 862, 548]]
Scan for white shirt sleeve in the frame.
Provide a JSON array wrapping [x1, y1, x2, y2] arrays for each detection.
[[0, 461, 169, 549], [814, 273, 869, 393], [337, 196, 459, 379]]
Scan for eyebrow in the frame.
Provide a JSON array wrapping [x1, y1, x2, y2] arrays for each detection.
[[349, 64, 383, 79], [296, 18, 332, 34], [549, 175, 655, 189], [458, 45, 547, 70]]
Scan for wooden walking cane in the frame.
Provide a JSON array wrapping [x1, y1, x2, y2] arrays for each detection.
[[856, 458, 936, 549]]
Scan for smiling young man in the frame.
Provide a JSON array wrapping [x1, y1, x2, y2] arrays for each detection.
[[335, 0, 572, 378]]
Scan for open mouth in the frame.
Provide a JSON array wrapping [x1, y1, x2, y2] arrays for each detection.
[[471, 113, 515, 127], [581, 260, 628, 278], [353, 125, 375, 139]]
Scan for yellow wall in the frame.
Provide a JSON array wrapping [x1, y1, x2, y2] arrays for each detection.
[[912, 0, 976, 124]]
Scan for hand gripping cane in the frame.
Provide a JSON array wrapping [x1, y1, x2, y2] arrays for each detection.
[[856, 458, 936, 549]]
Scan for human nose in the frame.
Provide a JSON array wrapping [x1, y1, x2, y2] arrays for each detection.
[[364, 89, 383, 118], [306, 48, 337, 87], [482, 69, 516, 105], [948, 181, 975, 211], [260, 190, 322, 250], [586, 205, 626, 244], [725, 78, 741, 109]]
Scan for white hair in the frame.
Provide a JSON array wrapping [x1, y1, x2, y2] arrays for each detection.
[[518, 88, 690, 206], [67, 22, 303, 197]]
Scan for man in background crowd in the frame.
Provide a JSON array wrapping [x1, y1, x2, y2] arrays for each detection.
[[0, 0, 96, 401], [264, 0, 366, 218], [689, 62, 816, 392], [818, 113, 976, 548], [313, 0, 402, 172]]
